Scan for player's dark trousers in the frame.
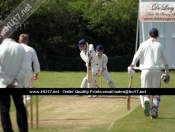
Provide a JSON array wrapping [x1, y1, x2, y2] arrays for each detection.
[[0, 95, 28, 132]]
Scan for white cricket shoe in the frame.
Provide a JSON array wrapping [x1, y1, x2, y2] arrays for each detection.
[[26, 95, 31, 104], [93, 95, 98, 98], [144, 100, 150, 116], [75, 95, 82, 97], [151, 108, 158, 119], [88, 95, 92, 98]]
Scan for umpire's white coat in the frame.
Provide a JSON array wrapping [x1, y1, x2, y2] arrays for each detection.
[[0, 39, 28, 88], [21, 43, 40, 87]]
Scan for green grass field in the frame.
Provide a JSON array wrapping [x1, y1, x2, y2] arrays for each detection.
[[0, 71, 175, 132]]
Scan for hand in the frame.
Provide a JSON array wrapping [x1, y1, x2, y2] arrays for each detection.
[[87, 51, 91, 57], [130, 64, 135, 69], [164, 70, 169, 77], [33, 74, 38, 80], [96, 70, 101, 76], [127, 66, 135, 76], [8, 79, 18, 88], [161, 73, 170, 84]]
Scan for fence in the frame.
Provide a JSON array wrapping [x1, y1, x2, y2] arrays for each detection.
[[37, 54, 134, 71]]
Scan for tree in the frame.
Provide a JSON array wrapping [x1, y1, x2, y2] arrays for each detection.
[[13, 0, 138, 57]]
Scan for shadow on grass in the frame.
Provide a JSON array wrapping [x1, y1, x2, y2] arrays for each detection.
[[40, 118, 94, 121], [97, 96, 139, 99], [158, 117, 175, 120]]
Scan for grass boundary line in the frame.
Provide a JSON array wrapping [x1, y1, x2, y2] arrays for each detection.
[[106, 122, 114, 131]]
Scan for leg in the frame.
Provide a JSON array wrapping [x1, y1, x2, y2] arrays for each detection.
[[141, 70, 161, 117], [140, 70, 152, 116], [94, 78, 99, 88], [87, 64, 99, 88], [143, 95, 151, 116], [80, 76, 87, 88], [102, 70, 116, 88], [140, 95, 144, 109], [140, 70, 152, 88], [0, 95, 13, 132], [150, 70, 161, 118], [24, 75, 34, 105], [87, 64, 99, 98], [12, 95, 28, 132], [76, 76, 87, 97], [151, 95, 161, 119], [152, 70, 161, 88]]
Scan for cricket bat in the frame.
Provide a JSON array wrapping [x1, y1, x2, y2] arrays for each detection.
[[127, 75, 133, 110], [87, 59, 92, 83]]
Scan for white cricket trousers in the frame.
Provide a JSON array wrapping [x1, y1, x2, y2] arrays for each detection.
[[140, 69, 161, 107], [141, 69, 161, 88], [88, 64, 99, 88], [23, 73, 34, 105], [101, 70, 111, 81], [101, 70, 116, 88]]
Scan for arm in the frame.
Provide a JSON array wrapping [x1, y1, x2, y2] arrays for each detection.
[[16, 49, 28, 81], [33, 73, 39, 80], [102, 55, 107, 69], [80, 44, 95, 63], [162, 48, 169, 75], [80, 52, 90, 63], [31, 49, 40, 73], [98, 55, 107, 75], [131, 45, 143, 67], [0, 47, 13, 86], [0, 66, 13, 86], [88, 44, 94, 52]]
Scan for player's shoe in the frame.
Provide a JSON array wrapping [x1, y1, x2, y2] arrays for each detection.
[[75, 95, 82, 97], [151, 108, 158, 119], [88, 95, 93, 98], [26, 96, 31, 104], [93, 95, 98, 98], [95, 85, 99, 88], [144, 100, 150, 116]]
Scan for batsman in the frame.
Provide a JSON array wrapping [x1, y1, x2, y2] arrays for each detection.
[[78, 39, 99, 96], [128, 28, 170, 119]]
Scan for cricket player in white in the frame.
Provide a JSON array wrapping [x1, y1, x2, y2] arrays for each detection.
[[128, 28, 169, 119], [79, 45, 116, 88], [18, 34, 40, 104], [95, 45, 116, 88], [78, 39, 99, 98]]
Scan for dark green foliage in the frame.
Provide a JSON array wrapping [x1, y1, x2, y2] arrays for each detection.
[[37, 54, 134, 71], [2, 0, 138, 71], [14, 0, 138, 56], [0, 0, 23, 19]]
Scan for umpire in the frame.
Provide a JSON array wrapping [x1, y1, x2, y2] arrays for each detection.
[[0, 26, 29, 132]]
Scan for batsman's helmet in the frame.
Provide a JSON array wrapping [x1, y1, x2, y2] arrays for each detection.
[[78, 39, 87, 46], [149, 28, 159, 37], [96, 45, 104, 52]]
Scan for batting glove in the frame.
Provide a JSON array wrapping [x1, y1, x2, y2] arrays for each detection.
[[127, 66, 135, 76], [161, 74, 170, 84]]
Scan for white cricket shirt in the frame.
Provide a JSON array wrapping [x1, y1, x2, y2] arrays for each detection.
[[131, 38, 168, 70]]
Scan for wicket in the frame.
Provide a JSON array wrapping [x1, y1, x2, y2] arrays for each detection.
[[99, 75, 102, 88], [24, 86, 39, 129]]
